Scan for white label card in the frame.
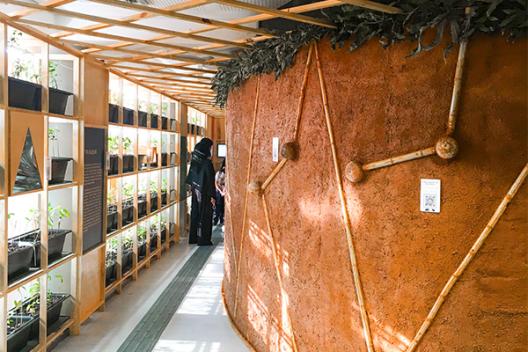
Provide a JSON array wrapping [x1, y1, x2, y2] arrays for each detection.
[[420, 179, 441, 213], [272, 137, 279, 162]]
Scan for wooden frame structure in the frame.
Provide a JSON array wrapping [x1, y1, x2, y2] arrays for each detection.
[[0, 0, 402, 118]]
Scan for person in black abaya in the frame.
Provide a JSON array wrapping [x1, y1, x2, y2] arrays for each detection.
[[186, 138, 215, 246]]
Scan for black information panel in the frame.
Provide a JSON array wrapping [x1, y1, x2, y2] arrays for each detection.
[[83, 127, 106, 253]]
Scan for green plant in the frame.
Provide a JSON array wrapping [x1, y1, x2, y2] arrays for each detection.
[[212, 1, 528, 107], [161, 178, 168, 192], [123, 182, 134, 200], [151, 137, 159, 147], [108, 135, 120, 155], [138, 226, 147, 242], [149, 180, 158, 193], [48, 203, 71, 230], [123, 236, 133, 250], [107, 191, 116, 206], [48, 61, 58, 89], [122, 136, 133, 154], [25, 208, 40, 230]]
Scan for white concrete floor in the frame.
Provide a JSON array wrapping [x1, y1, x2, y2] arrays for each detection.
[[153, 242, 249, 352], [53, 239, 248, 352]]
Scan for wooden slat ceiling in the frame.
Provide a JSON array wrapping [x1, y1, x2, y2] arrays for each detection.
[[0, 0, 400, 118]]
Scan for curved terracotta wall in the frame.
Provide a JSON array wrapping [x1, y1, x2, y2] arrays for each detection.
[[223, 35, 527, 352]]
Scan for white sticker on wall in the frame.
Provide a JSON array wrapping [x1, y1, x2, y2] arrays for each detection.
[[420, 179, 441, 213], [272, 137, 279, 162]]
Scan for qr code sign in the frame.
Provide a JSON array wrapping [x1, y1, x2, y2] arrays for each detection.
[[420, 179, 441, 213]]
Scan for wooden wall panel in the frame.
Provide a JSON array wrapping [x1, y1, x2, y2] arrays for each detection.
[[83, 60, 108, 127], [8, 111, 44, 195], [80, 245, 105, 322]]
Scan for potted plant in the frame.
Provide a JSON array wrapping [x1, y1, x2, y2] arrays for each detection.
[[121, 183, 134, 227], [149, 221, 158, 252], [122, 106, 134, 125], [8, 30, 42, 111], [150, 137, 159, 168], [161, 179, 168, 206], [48, 128, 73, 185], [148, 103, 159, 129], [150, 180, 158, 212], [108, 90, 120, 123], [107, 192, 118, 234], [138, 183, 147, 219], [122, 137, 135, 173], [46, 203, 72, 263], [12, 275, 70, 339], [48, 61, 74, 116], [160, 218, 167, 245], [137, 225, 147, 260], [105, 239, 118, 286], [107, 135, 120, 175], [122, 235, 134, 274], [138, 100, 148, 127], [7, 312, 35, 352]]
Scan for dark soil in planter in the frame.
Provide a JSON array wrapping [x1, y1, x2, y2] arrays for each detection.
[[9, 77, 42, 111], [161, 153, 168, 167], [49, 87, 73, 116], [108, 154, 119, 175], [105, 261, 117, 287], [162, 116, 168, 130], [108, 103, 119, 123], [170, 152, 177, 166], [138, 154, 148, 170], [8, 243, 34, 282], [122, 199, 134, 227], [122, 249, 133, 274], [122, 155, 135, 173], [150, 192, 158, 212], [49, 157, 73, 185], [138, 111, 148, 127], [123, 107, 134, 125], [161, 191, 168, 206], [138, 194, 147, 218], [107, 205, 118, 234], [150, 114, 159, 129], [7, 315, 35, 352]]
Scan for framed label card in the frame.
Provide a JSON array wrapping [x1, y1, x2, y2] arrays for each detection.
[[420, 178, 441, 213]]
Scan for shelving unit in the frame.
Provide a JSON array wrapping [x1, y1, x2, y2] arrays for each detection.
[[0, 25, 82, 352], [103, 73, 181, 296]]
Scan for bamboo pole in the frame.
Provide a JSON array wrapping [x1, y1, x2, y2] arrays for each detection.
[[261, 159, 288, 191], [314, 43, 375, 352], [261, 194, 299, 352], [362, 146, 436, 171], [293, 44, 314, 141], [446, 40, 468, 136], [406, 163, 528, 352], [233, 77, 260, 316]]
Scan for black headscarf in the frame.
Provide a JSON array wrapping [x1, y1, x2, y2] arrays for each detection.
[[186, 138, 215, 198]]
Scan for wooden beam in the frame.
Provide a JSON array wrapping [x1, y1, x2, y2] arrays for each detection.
[[112, 65, 214, 78], [9, 17, 233, 59], [338, 0, 401, 14], [124, 72, 211, 82], [165, 0, 210, 12], [137, 78, 211, 88], [2, 0, 248, 49], [89, 0, 271, 36], [109, 60, 216, 74], [212, 0, 336, 28], [9, 0, 74, 19]]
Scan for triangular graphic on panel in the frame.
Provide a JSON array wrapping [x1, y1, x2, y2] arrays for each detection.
[[13, 128, 42, 193]]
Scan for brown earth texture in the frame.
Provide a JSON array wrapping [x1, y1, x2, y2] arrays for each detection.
[[223, 34, 527, 352]]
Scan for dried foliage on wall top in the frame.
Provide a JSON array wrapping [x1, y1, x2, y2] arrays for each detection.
[[212, 0, 527, 107]]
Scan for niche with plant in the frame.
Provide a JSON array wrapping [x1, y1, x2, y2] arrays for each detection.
[[48, 127, 73, 185], [105, 238, 119, 287], [138, 97, 148, 127], [108, 74, 120, 123], [48, 58, 74, 116], [161, 101, 169, 131], [149, 179, 159, 213], [8, 29, 42, 111], [107, 186, 118, 235], [148, 102, 159, 129], [161, 134, 169, 167], [9, 274, 70, 345], [161, 178, 168, 206], [122, 136, 135, 173], [107, 134, 120, 176], [137, 224, 147, 261], [121, 180, 135, 227], [121, 232, 134, 274], [7, 208, 39, 283], [149, 216, 159, 253], [160, 215, 168, 245], [137, 177, 148, 219], [149, 136, 159, 168], [47, 202, 72, 263]]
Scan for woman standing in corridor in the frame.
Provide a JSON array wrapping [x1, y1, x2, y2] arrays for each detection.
[[186, 138, 215, 246]]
